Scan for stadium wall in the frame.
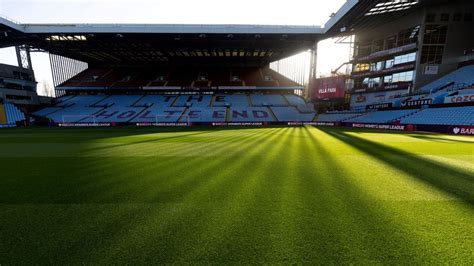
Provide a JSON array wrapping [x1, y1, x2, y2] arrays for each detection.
[[351, 2, 474, 93], [50, 54, 88, 97], [353, 11, 422, 51], [414, 3, 474, 89]]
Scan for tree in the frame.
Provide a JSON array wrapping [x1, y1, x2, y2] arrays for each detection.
[[40, 79, 55, 97]]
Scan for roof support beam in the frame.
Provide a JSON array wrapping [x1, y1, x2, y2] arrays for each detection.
[[15, 45, 33, 71]]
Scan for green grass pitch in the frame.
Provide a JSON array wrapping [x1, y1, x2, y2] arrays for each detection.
[[0, 126, 472, 264]]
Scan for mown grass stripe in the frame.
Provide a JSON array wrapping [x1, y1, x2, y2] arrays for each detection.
[[0, 126, 472, 264]]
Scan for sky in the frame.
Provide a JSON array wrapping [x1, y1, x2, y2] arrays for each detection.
[[0, 0, 350, 96]]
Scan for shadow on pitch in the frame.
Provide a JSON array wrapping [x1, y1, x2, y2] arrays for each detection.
[[82, 130, 218, 153], [0, 125, 289, 145], [318, 127, 474, 205]]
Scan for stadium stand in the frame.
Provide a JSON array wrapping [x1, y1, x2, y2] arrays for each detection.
[[271, 106, 315, 122], [34, 95, 107, 123], [59, 67, 300, 89], [55, 95, 76, 104], [181, 107, 227, 122], [131, 107, 187, 123], [32, 107, 63, 117], [346, 109, 418, 124], [29, 59, 319, 125], [61, 95, 107, 107], [284, 94, 307, 106], [134, 95, 177, 107], [250, 94, 288, 106], [400, 106, 474, 126], [229, 107, 275, 122], [317, 103, 474, 126], [174, 95, 212, 107], [296, 103, 317, 113], [91, 107, 146, 123], [351, 79, 474, 111], [146, 71, 170, 87], [94, 95, 144, 107], [34, 63, 474, 127], [458, 88, 474, 95], [1, 102, 26, 125], [420, 65, 474, 93], [213, 94, 249, 107], [45, 105, 104, 123], [33, 92, 316, 124], [283, 95, 315, 113], [316, 111, 366, 122]]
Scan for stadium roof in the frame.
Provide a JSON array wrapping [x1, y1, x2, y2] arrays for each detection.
[[0, 0, 465, 65], [0, 17, 324, 66], [324, 0, 462, 36]]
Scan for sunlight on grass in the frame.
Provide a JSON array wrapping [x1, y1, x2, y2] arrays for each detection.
[[0, 126, 472, 264]]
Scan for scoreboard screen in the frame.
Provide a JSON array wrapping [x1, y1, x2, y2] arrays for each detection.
[[311, 76, 346, 100]]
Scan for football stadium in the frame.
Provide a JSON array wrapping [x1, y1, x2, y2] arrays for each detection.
[[0, 0, 473, 264]]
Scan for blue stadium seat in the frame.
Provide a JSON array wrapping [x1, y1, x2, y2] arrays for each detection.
[[4, 102, 26, 125], [250, 94, 288, 106], [284, 94, 307, 106], [131, 107, 186, 123], [346, 109, 418, 123], [61, 95, 107, 107], [46, 105, 105, 123], [400, 106, 474, 125], [296, 103, 316, 113], [94, 95, 144, 107], [173, 95, 212, 107], [133, 95, 177, 108], [271, 106, 315, 122], [420, 65, 474, 93], [229, 107, 274, 122], [54, 95, 76, 104], [89, 107, 146, 123], [34, 94, 317, 124], [213, 94, 249, 107], [182, 108, 227, 122], [316, 112, 365, 122], [32, 107, 63, 117], [457, 88, 474, 95]]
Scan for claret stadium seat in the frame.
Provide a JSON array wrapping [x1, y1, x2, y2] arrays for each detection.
[[0, 103, 6, 125], [33, 64, 317, 124]]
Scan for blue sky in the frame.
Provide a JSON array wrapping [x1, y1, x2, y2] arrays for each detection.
[[0, 0, 350, 95]]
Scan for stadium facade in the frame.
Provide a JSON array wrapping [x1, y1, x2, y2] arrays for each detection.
[[0, 0, 473, 133], [314, 0, 474, 102]]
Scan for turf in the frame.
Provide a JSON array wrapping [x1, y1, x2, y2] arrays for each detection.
[[0, 126, 473, 264]]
